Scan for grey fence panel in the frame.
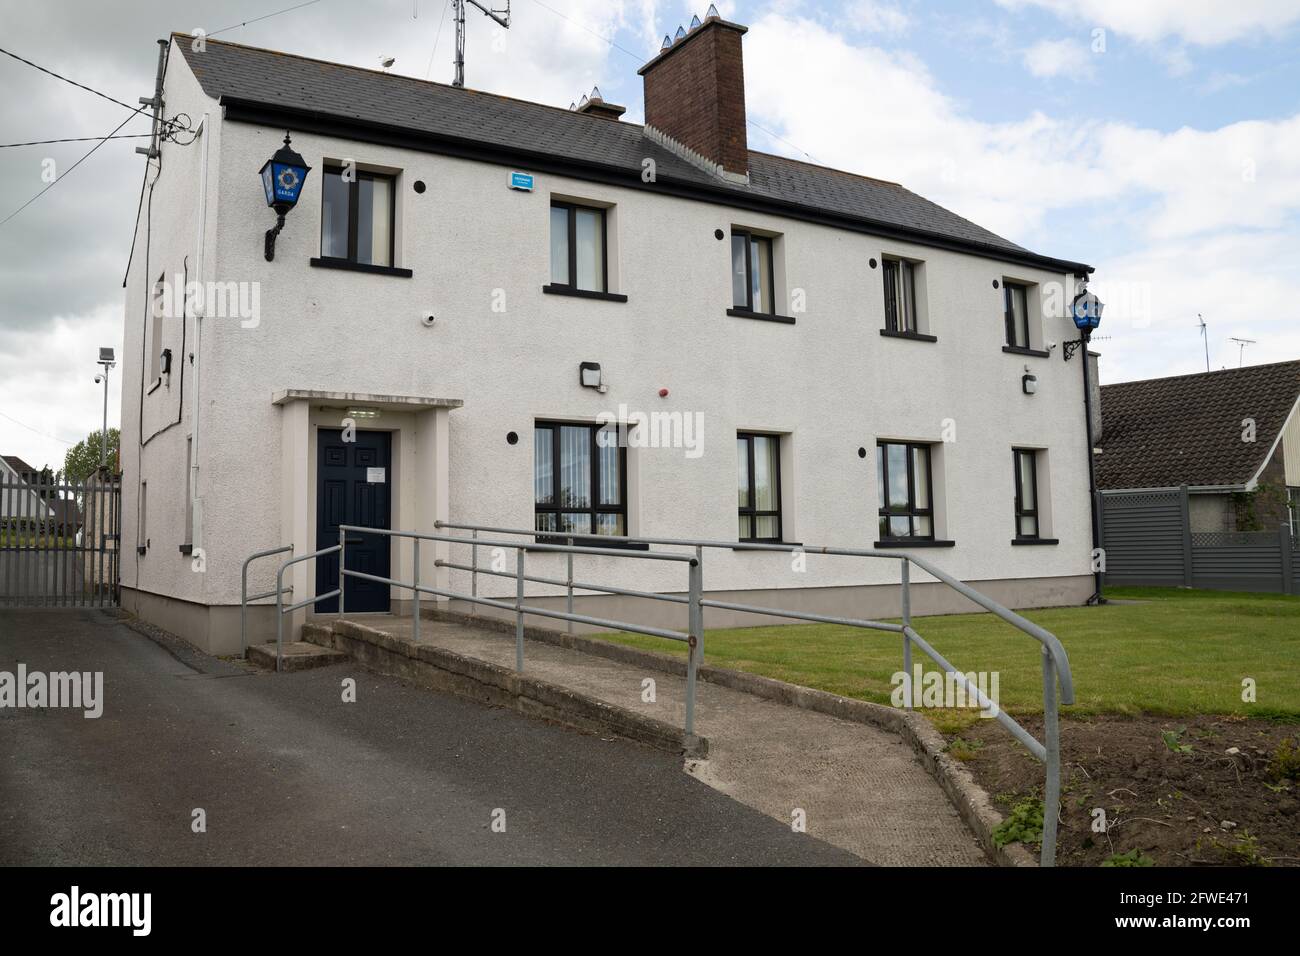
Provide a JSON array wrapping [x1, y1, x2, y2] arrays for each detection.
[[0, 472, 120, 608], [1190, 531, 1283, 593], [1100, 491, 1186, 585]]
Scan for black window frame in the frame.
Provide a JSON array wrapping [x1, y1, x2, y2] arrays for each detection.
[[319, 164, 397, 267], [1004, 280, 1031, 349], [882, 256, 918, 333], [731, 229, 776, 315], [876, 441, 935, 541], [549, 200, 609, 294], [736, 432, 783, 543], [533, 420, 626, 543], [1013, 447, 1040, 540]]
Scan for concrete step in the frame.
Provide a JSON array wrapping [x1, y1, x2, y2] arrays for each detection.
[[246, 640, 347, 672], [301, 622, 334, 648]]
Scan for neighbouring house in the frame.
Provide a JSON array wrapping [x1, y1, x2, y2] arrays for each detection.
[[1097, 360, 1300, 533], [1, 455, 53, 527], [118, 15, 1099, 654]]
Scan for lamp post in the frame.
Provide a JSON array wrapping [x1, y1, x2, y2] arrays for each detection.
[[259, 132, 311, 261], [1063, 276, 1105, 604], [94, 347, 116, 472]]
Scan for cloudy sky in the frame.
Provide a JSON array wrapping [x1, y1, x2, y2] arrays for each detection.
[[2, 0, 1299, 470]]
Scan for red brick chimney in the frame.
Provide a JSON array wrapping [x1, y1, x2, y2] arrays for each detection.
[[575, 86, 626, 121], [638, 12, 748, 183]]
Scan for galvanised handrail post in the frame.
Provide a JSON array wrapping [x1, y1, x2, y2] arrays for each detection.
[[566, 535, 574, 634], [240, 544, 292, 655], [900, 557, 912, 710], [469, 529, 478, 616], [338, 527, 346, 616], [695, 544, 704, 666], [1040, 646, 1061, 867], [515, 547, 525, 672], [685, 556, 702, 738], [275, 559, 287, 673], [412, 538, 421, 643]]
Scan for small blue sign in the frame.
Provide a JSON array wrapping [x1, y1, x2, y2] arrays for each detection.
[[509, 171, 535, 192]]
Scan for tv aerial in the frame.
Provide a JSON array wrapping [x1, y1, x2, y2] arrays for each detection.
[[452, 0, 511, 88], [1228, 336, 1256, 368]]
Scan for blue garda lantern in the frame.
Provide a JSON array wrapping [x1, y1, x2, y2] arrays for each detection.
[[1071, 282, 1104, 335], [259, 132, 311, 261]]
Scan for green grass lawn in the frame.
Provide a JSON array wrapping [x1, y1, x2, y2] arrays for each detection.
[[603, 587, 1300, 723]]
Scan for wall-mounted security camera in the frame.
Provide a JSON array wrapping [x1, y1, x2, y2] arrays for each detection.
[[421, 314, 436, 327], [1046, 341, 1058, 352]]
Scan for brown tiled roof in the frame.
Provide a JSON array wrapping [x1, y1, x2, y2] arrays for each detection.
[[1096, 360, 1300, 489], [2, 455, 37, 477]]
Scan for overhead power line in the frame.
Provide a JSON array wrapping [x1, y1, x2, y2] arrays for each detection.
[[0, 133, 153, 149]]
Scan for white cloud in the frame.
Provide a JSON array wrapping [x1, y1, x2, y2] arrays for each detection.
[[846, 0, 912, 36], [741, 12, 1300, 382], [1022, 37, 1095, 79], [995, 0, 1300, 46], [0, 306, 124, 470]]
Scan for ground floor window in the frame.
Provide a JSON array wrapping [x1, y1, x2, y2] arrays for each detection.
[[534, 421, 625, 537], [877, 441, 933, 539], [1013, 448, 1040, 539], [737, 433, 782, 541]]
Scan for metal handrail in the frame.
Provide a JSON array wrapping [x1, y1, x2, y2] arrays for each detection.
[[434, 519, 1073, 866], [267, 526, 705, 737], [274, 545, 342, 672], [240, 544, 293, 654]]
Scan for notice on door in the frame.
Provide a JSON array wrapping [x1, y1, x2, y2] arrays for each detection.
[[366, 467, 386, 484]]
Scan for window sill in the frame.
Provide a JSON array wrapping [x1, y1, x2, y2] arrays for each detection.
[[727, 308, 796, 325], [880, 329, 938, 343], [309, 257, 413, 278], [1011, 537, 1059, 546], [873, 539, 956, 549], [542, 284, 628, 303], [1002, 345, 1050, 358], [530, 535, 648, 551]]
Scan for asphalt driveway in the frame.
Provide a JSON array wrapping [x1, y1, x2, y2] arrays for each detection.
[[0, 609, 859, 866]]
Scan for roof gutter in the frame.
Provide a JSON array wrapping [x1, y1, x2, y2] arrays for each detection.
[[219, 96, 1095, 277]]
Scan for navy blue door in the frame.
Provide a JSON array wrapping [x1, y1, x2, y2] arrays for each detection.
[[316, 429, 391, 613]]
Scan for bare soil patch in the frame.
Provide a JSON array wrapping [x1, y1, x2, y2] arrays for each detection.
[[945, 714, 1300, 866]]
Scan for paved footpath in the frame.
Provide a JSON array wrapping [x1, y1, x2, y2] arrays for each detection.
[[364, 614, 988, 866], [0, 609, 860, 866]]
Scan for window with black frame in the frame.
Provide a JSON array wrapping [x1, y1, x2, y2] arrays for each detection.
[[731, 230, 775, 314], [534, 421, 625, 539], [320, 165, 395, 267], [1013, 448, 1040, 539], [1004, 281, 1031, 348], [549, 201, 608, 293], [882, 257, 918, 333], [737, 433, 782, 541], [876, 441, 934, 540]]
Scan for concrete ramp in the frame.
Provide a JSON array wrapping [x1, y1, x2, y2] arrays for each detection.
[[310, 612, 990, 866]]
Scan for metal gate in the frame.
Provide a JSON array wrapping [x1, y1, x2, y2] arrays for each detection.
[[0, 470, 121, 607]]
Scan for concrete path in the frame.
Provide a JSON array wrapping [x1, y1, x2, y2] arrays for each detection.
[[357, 614, 988, 866], [0, 609, 860, 866]]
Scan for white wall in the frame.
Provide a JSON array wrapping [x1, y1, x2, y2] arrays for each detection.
[[126, 48, 1095, 615]]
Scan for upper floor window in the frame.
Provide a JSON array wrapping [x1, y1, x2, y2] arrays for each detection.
[[321, 165, 394, 267], [550, 201, 607, 293], [882, 257, 918, 333], [877, 441, 933, 540], [1004, 281, 1031, 349], [731, 229, 774, 314], [534, 421, 625, 538], [1013, 448, 1040, 539], [737, 433, 782, 542]]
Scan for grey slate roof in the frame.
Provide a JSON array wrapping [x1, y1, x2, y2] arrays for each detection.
[[1096, 360, 1300, 490], [175, 36, 1088, 272]]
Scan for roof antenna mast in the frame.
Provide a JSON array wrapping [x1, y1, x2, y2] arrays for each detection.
[[453, 0, 511, 88], [1228, 336, 1256, 368]]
